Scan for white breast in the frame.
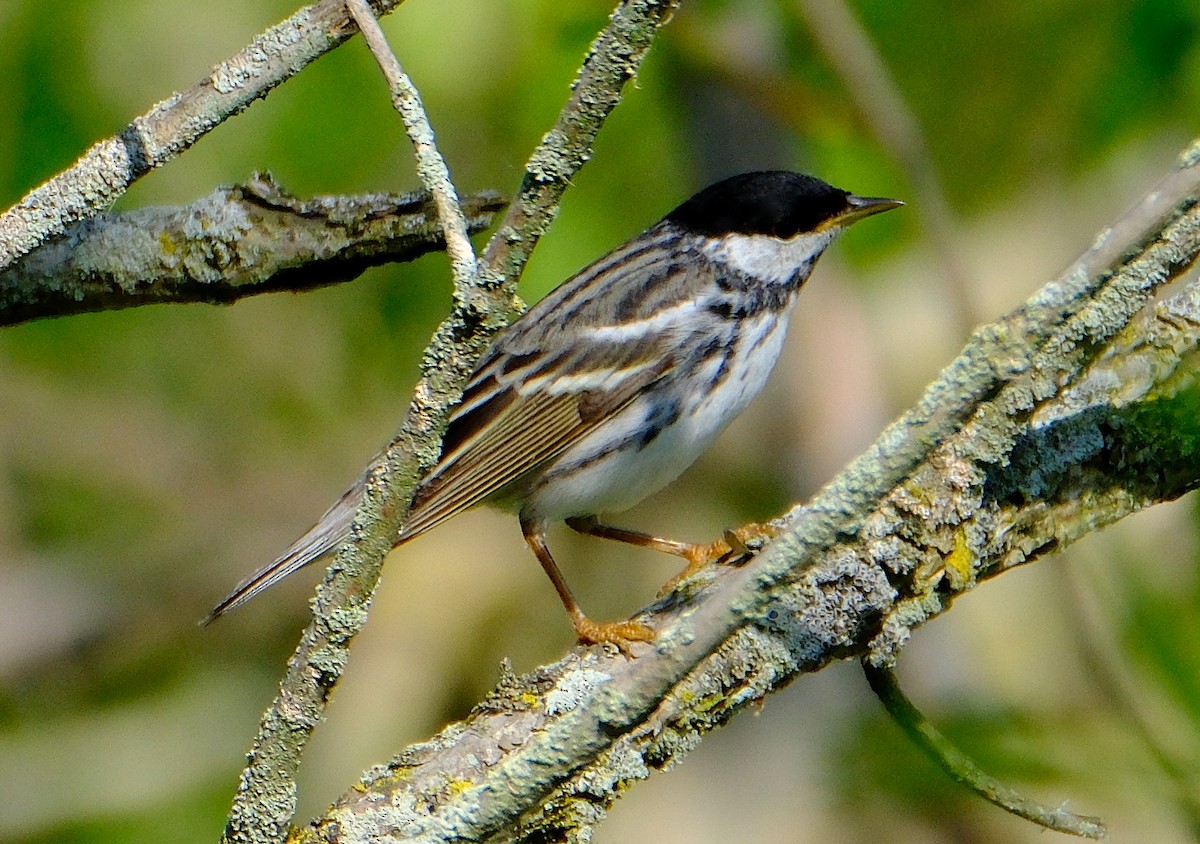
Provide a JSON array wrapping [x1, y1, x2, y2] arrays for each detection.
[[522, 304, 797, 522]]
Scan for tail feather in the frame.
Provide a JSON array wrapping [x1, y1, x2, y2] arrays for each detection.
[[201, 478, 362, 625]]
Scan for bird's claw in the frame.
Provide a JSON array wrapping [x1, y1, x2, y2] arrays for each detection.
[[574, 617, 655, 657], [657, 522, 780, 596]]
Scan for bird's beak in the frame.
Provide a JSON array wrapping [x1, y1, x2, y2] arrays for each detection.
[[822, 194, 904, 229]]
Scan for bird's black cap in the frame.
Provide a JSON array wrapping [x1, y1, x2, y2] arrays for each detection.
[[665, 171, 900, 239]]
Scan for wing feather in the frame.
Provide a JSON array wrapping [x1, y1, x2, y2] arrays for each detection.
[[399, 355, 669, 540], [398, 234, 707, 541]]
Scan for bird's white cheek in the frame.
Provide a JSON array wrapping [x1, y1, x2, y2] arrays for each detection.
[[705, 231, 835, 283]]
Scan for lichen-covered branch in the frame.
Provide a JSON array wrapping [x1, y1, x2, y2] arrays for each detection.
[[345, 0, 479, 288], [0, 174, 504, 326], [221, 3, 681, 842], [286, 142, 1200, 843], [0, 0, 408, 272]]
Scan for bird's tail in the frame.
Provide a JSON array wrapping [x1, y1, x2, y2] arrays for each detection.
[[201, 474, 364, 625]]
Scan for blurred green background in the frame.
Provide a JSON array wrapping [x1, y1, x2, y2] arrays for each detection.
[[2, 1, 1200, 841]]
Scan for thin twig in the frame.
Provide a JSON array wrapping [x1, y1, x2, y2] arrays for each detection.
[[862, 661, 1107, 838], [344, 0, 478, 287], [0, 0, 409, 273]]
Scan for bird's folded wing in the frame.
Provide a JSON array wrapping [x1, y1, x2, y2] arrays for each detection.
[[399, 337, 673, 540]]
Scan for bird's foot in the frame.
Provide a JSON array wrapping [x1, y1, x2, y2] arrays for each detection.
[[573, 616, 655, 656], [657, 521, 780, 596]]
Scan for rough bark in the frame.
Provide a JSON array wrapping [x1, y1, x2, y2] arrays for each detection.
[[0, 175, 504, 325]]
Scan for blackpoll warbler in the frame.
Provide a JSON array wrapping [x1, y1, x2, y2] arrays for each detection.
[[206, 171, 901, 649]]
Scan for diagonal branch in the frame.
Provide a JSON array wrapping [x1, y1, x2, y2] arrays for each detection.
[[287, 141, 1200, 843], [221, 3, 682, 842], [345, 0, 478, 287], [0, 0, 409, 272], [0, 174, 505, 326]]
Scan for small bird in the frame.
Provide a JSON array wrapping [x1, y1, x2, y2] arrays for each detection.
[[205, 171, 901, 649]]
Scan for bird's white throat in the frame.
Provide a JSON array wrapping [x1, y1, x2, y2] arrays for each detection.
[[702, 229, 836, 284]]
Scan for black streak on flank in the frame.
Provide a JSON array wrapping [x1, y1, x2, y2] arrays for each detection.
[[708, 301, 735, 320], [637, 398, 682, 449], [692, 334, 725, 365]]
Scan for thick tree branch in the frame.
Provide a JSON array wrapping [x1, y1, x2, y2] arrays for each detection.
[[0, 0, 408, 272], [0, 175, 504, 326], [222, 3, 682, 842], [285, 142, 1200, 843]]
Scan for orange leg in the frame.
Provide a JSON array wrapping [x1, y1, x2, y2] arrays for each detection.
[[521, 516, 654, 653], [565, 516, 778, 595]]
